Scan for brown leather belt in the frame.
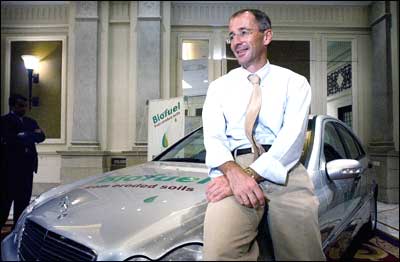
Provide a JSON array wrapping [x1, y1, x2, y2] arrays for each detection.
[[231, 144, 271, 157]]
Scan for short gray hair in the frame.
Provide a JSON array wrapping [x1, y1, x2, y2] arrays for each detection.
[[230, 9, 272, 31]]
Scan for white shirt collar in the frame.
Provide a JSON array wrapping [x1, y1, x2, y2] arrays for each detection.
[[240, 60, 271, 84]]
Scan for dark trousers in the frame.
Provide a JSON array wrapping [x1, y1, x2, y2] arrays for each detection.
[[0, 169, 34, 231]]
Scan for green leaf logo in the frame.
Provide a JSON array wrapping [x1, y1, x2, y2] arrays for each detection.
[[144, 196, 158, 203], [162, 133, 169, 148]]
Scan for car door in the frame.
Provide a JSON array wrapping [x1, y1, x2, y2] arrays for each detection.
[[334, 122, 369, 218], [334, 123, 370, 217], [318, 120, 366, 247]]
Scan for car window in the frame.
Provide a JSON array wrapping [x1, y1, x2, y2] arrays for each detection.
[[323, 122, 347, 162], [156, 128, 206, 163], [335, 124, 365, 160]]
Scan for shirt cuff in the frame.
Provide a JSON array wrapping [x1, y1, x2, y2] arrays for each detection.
[[208, 167, 224, 178], [250, 155, 288, 185], [205, 148, 234, 173]]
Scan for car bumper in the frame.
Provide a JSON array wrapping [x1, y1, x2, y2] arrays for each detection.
[[1, 232, 19, 261]]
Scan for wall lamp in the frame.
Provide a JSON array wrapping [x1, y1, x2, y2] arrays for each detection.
[[21, 55, 40, 110]]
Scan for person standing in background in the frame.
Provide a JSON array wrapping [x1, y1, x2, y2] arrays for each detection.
[[1, 94, 45, 232]]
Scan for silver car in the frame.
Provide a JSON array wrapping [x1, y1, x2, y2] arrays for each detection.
[[2, 115, 377, 261]]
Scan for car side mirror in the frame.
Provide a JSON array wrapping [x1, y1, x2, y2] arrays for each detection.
[[326, 159, 363, 180]]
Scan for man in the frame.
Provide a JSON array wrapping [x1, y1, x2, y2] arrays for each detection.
[[0, 94, 45, 231], [202, 9, 325, 261]]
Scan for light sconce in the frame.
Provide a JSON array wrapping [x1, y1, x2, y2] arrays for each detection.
[[21, 55, 40, 110]]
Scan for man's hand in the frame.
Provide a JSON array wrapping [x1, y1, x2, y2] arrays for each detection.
[[206, 175, 233, 203], [219, 161, 265, 208]]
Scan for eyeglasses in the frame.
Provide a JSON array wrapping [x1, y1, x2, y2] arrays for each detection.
[[226, 28, 263, 44]]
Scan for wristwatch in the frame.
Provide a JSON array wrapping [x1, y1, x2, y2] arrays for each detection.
[[243, 167, 258, 180]]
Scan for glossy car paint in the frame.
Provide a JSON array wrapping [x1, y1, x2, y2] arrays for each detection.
[[1, 115, 376, 261]]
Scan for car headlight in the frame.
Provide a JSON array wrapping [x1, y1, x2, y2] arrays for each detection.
[[127, 244, 203, 261]]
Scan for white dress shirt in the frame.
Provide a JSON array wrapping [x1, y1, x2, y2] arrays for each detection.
[[202, 61, 311, 185]]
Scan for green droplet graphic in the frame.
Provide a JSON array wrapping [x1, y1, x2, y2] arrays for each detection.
[[162, 133, 169, 148], [144, 196, 158, 203]]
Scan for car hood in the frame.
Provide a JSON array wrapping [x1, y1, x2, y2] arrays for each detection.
[[27, 161, 210, 260]]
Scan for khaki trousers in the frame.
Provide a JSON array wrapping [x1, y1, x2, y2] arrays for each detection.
[[203, 158, 326, 261]]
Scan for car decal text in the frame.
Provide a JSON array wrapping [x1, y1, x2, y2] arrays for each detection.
[[84, 183, 196, 192], [95, 174, 211, 185]]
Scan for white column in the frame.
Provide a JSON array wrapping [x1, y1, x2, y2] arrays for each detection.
[[135, 1, 162, 145], [71, 1, 99, 147], [161, 1, 171, 99], [99, 1, 110, 151]]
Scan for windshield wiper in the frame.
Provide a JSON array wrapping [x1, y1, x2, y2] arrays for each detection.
[[160, 158, 205, 163]]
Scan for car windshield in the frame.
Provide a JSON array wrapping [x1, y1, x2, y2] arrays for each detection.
[[155, 128, 206, 163], [155, 120, 314, 165]]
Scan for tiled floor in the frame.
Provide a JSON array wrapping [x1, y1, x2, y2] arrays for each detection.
[[377, 201, 399, 239]]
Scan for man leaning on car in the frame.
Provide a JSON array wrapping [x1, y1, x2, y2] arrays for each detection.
[[202, 8, 326, 261]]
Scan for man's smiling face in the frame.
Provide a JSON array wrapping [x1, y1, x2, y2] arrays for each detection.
[[228, 11, 272, 72]]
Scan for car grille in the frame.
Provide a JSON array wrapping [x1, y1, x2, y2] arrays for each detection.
[[18, 219, 97, 261]]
